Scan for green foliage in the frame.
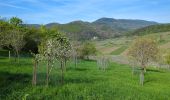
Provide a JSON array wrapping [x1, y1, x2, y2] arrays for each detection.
[[44, 18, 157, 40], [128, 37, 159, 66], [81, 42, 97, 59], [47, 21, 98, 40], [110, 46, 127, 55], [9, 17, 23, 27], [129, 24, 170, 36]]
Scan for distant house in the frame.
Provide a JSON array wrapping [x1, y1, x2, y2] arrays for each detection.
[[92, 36, 98, 40]]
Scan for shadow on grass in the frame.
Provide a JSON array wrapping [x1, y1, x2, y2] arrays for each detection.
[[33, 71, 96, 87], [0, 57, 7, 59], [0, 71, 31, 98], [67, 67, 88, 71], [64, 77, 96, 84], [147, 69, 165, 73], [0, 60, 32, 67], [0, 71, 31, 87]]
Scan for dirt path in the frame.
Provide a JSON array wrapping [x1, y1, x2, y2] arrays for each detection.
[[90, 55, 129, 64]]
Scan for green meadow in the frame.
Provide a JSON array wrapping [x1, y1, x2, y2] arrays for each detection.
[[1, 57, 170, 100]]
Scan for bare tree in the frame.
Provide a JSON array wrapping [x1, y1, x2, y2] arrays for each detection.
[[97, 56, 110, 71], [165, 52, 170, 69], [127, 37, 159, 86], [71, 41, 79, 68], [128, 57, 137, 75]]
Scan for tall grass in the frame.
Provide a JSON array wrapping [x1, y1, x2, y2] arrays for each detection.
[[0, 57, 170, 99]]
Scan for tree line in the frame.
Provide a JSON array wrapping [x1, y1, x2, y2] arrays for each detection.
[[0, 16, 98, 86], [127, 24, 170, 36]]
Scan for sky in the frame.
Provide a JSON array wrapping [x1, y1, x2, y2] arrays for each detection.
[[0, 0, 170, 24]]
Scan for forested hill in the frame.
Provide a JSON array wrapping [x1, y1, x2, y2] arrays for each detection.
[[26, 18, 158, 40], [128, 24, 170, 36]]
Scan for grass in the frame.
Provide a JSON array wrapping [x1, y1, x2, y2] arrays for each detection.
[[110, 46, 127, 55], [95, 31, 170, 56], [1, 57, 170, 99]]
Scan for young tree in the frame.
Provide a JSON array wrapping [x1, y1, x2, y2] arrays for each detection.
[[97, 56, 110, 71], [52, 34, 72, 84], [38, 39, 55, 86], [31, 53, 43, 86], [127, 37, 159, 86], [128, 56, 138, 75], [37, 30, 72, 86], [71, 41, 79, 68], [165, 52, 170, 69], [81, 42, 97, 60]]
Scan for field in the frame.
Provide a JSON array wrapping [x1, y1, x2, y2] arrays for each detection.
[[1, 31, 170, 100], [94, 32, 170, 57], [1, 57, 170, 100], [1, 2, 170, 100]]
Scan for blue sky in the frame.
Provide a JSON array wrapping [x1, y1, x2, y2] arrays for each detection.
[[0, 0, 170, 24]]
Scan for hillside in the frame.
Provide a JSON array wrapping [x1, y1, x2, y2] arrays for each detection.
[[93, 18, 157, 32], [26, 18, 158, 40], [129, 24, 170, 36], [95, 30, 170, 57], [46, 21, 98, 40]]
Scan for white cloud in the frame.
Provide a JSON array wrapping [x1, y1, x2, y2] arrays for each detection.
[[0, 2, 31, 10]]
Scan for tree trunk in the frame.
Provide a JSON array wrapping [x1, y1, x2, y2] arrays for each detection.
[[64, 58, 67, 71], [16, 50, 19, 63], [32, 59, 37, 86], [75, 56, 77, 68], [132, 66, 135, 75], [46, 57, 50, 87], [140, 68, 144, 86], [144, 67, 146, 72], [61, 60, 64, 85], [14, 51, 17, 62], [9, 51, 10, 61]]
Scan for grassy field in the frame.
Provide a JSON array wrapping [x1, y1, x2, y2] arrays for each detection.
[[110, 46, 127, 55], [94, 31, 170, 56], [1, 57, 170, 100]]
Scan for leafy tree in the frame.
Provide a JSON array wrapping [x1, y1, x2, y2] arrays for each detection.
[[0, 19, 12, 46], [9, 17, 23, 27], [127, 37, 159, 86], [0, 17, 26, 62], [0, 18, 16, 60], [37, 29, 72, 86], [81, 42, 97, 60], [37, 29, 56, 86], [11, 30, 25, 62], [23, 27, 43, 53], [49, 32, 72, 84]]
